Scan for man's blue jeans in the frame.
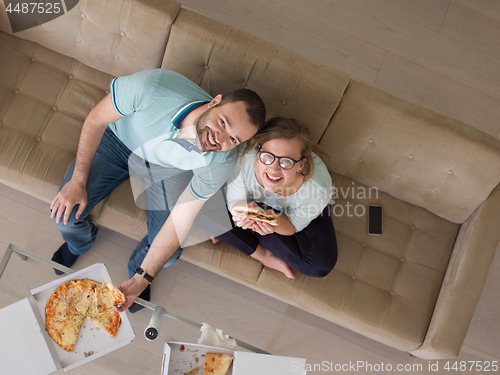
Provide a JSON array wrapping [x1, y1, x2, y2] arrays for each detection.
[[52, 127, 184, 278]]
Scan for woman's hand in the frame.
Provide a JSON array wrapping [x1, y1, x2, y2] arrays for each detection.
[[251, 209, 279, 236], [233, 208, 279, 236], [232, 202, 263, 230]]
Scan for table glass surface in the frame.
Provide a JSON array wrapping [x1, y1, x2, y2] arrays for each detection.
[[0, 243, 267, 374]]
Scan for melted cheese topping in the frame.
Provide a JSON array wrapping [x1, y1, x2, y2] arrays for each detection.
[[97, 286, 115, 310], [60, 322, 80, 348]]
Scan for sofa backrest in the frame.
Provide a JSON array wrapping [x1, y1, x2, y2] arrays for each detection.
[[319, 80, 500, 223], [161, 9, 350, 143], [0, 0, 180, 77]]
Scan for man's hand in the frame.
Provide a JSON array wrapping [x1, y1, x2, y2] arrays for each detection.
[[50, 180, 87, 225], [49, 94, 123, 226], [115, 186, 207, 313], [115, 275, 149, 312]]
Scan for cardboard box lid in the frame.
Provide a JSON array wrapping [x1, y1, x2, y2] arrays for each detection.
[[0, 298, 61, 375], [162, 342, 306, 375]]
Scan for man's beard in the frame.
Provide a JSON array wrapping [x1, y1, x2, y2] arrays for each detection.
[[195, 109, 222, 152]]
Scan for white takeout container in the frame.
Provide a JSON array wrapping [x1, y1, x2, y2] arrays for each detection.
[[161, 342, 307, 375], [0, 263, 136, 374]]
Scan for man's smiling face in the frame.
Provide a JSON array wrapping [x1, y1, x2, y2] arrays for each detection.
[[195, 95, 258, 152]]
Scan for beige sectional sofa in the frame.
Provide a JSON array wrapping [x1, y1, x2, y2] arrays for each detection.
[[1, 0, 500, 359]]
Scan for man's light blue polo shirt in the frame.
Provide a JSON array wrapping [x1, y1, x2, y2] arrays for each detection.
[[108, 69, 237, 200]]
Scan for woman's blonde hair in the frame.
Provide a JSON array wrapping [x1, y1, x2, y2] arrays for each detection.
[[246, 117, 329, 181]]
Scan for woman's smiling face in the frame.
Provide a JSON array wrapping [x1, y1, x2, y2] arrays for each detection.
[[255, 137, 306, 193]]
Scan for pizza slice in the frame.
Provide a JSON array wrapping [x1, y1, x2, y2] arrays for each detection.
[[87, 309, 121, 338], [204, 353, 233, 375], [93, 281, 125, 313], [105, 281, 126, 305], [86, 281, 123, 337]]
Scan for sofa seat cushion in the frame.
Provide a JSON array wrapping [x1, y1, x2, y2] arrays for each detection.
[[97, 180, 264, 284], [256, 172, 460, 351], [182, 240, 264, 285], [0, 31, 112, 203], [96, 180, 148, 240]]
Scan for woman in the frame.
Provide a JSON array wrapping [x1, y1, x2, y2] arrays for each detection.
[[213, 117, 337, 278]]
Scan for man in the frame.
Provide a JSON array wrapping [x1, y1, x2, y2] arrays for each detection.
[[50, 69, 266, 311]]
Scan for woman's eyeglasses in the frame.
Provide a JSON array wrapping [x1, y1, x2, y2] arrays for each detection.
[[258, 150, 302, 170]]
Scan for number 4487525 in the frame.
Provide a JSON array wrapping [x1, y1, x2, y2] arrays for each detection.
[[6, 2, 61, 14], [444, 361, 498, 372]]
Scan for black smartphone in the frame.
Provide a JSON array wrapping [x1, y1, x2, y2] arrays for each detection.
[[368, 205, 383, 235]]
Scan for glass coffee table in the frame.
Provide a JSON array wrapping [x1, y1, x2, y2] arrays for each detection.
[[0, 243, 268, 374]]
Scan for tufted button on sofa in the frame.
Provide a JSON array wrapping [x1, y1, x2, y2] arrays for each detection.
[[1, 0, 500, 360]]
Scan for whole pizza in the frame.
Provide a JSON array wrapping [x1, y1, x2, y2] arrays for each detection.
[[45, 279, 125, 352]]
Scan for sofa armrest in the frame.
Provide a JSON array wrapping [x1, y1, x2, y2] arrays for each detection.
[[409, 183, 500, 359]]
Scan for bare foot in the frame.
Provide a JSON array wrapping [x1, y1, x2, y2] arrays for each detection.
[[251, 245, 295, 279], [210, 236, 220, 244]]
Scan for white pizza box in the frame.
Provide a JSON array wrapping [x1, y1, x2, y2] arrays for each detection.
[[161, 342, 307, 375], [0, 263, 136, 374], [0, 297, 61, 374]]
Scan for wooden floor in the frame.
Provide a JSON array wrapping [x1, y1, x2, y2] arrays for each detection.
[[1, 1, 500, 374]]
